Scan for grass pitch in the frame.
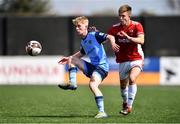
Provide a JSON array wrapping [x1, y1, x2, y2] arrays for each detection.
[[0, 85, 180, 123]]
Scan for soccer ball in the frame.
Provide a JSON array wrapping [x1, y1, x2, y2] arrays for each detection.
[[25, 40, 42, 56]]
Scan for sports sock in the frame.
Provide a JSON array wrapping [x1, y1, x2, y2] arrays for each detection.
[[95, 96, 104, 112], [128, 84, 137, 108], [121, 87, 128, 104], [69, 67, 77, 87]]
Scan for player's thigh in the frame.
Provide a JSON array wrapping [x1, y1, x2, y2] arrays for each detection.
[[119, 62, 130, 81], [129, 66, 141, 83], [119, 62, 130, 88], [71, 57, 85, 71], [129, 60, 143, 83]]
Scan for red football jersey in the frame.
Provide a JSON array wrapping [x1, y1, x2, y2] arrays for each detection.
[[108, 20, 144, 63]]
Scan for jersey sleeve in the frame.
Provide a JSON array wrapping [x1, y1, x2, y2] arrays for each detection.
[[136, 22, 144, 35], [107, 26, 114, 35], [95, 32, 108, 44]]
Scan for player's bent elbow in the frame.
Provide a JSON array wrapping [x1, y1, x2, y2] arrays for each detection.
[[138, 35, 144, 45], [140, 40, 144, 45], [107, 34, 115, 42], [138, 37, 144, 45]]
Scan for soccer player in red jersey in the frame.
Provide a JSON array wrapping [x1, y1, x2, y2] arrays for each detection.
[[108, 4, 145, 115]]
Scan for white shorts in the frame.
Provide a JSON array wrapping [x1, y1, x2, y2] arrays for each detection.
[[119, 60, 143, 80]]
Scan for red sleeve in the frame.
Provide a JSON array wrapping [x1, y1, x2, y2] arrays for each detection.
[[107, 26, 114, 35]]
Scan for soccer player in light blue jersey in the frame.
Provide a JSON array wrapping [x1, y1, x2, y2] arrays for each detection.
[[58, 16, 119, 118]]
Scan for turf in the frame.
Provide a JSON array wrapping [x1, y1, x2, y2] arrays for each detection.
[[0, 85, 180, 123]]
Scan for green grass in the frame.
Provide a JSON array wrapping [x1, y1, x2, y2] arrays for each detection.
[[0, 85, 180, 123]]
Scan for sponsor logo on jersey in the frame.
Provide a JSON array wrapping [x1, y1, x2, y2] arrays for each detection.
[[118, 38, 130, 43]]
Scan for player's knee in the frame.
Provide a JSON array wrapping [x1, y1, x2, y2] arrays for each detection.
[[120, 79, 128, 89], [89, 82, 98, 90], [67, 57, 75, 67], [129, 76, 136, 84], [120, 83, 127, 89], [70, 56, 75, 63], [70, 56, 79, 65]]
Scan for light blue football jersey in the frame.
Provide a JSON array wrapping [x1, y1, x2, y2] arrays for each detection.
[[80, 31, 109, 72]]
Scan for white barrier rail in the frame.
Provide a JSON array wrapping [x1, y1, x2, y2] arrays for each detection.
[[0, 56, 64, 84]]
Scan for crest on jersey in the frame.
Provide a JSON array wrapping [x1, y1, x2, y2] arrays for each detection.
[[99, 32, 104, 36], [88, 40, 92, 44], [129, 29, 135, 36], [129, 30, 134, 33]]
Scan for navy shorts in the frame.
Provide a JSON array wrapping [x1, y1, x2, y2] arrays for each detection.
[[83, 60, 108, 80]]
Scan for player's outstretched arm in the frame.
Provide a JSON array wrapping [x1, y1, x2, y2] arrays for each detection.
[[58, 51, 83, 65], [106, 34, 120, 52], [71, 51, 84, 58], [121, 31, 144, 45]]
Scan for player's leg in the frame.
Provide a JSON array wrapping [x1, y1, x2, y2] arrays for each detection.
[[58, 56, 85, 90], [89, 71, 108, 118], [127, 66, 141, 110], [118, 62, 130, 114], [120, 78, 129, 105], [67, 63, 77, 88], [119, 78, 130, 115], [68, 56, 85, 86], [121, 60, 143, 115]]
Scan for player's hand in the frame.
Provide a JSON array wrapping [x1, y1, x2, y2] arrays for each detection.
[[111, 42, 120, 52], [58, 57, 69, 65], [121, 31, 130, 39]]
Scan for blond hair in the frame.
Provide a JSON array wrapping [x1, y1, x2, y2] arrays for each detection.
[[72, 16, 89, 26], [118, 4, 132, 15]]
